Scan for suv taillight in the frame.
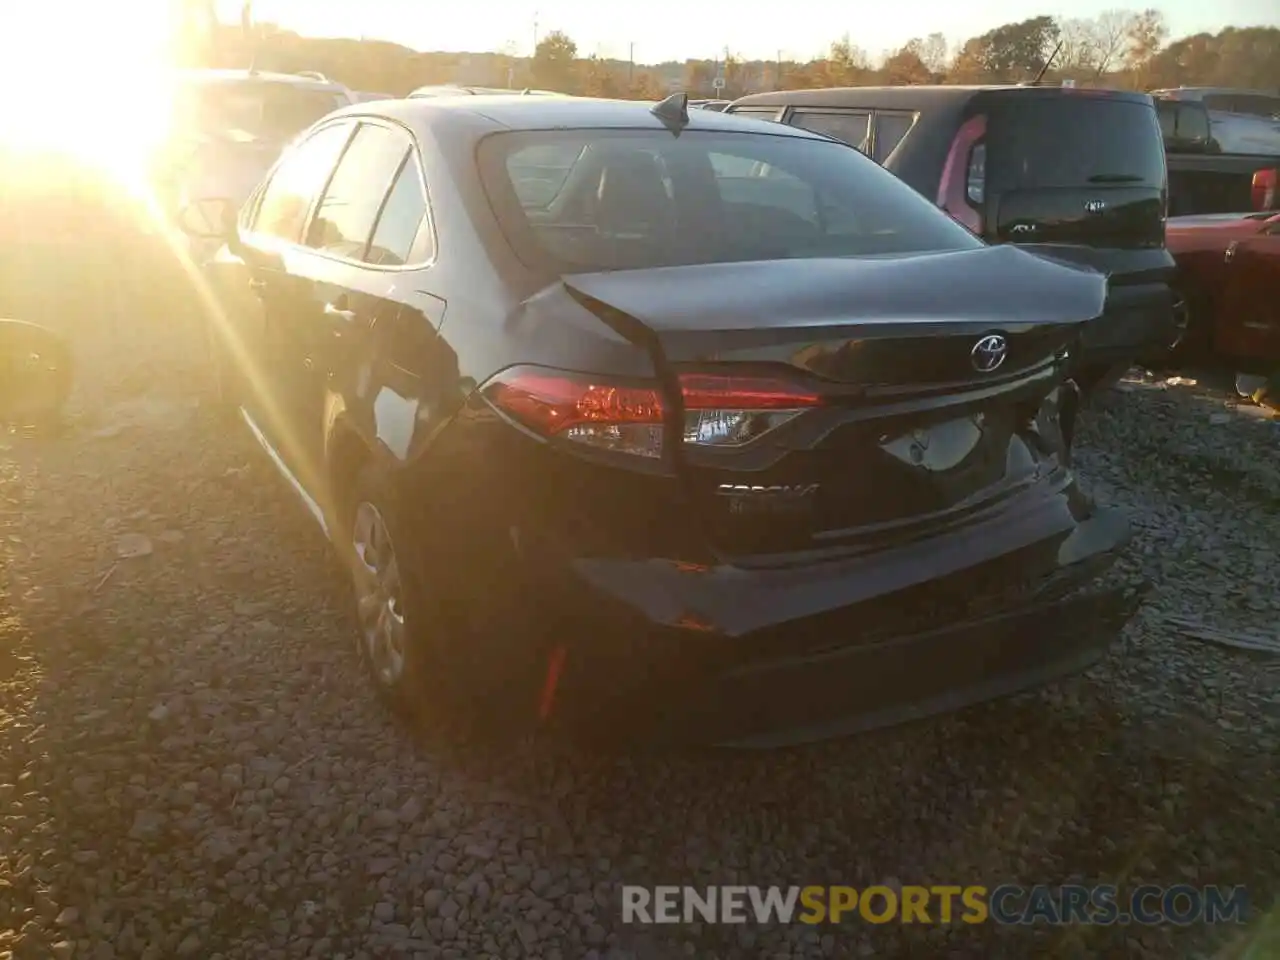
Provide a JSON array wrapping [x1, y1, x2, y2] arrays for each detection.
[[1252, 168, 1277, 211], [938, 115, 987, 234], [483, 366, 824, 459]]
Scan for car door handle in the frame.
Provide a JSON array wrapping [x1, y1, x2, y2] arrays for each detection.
[[248, 277, 267, 295], [323, 301, 357, 322], [1225, 241, 1239, 263]]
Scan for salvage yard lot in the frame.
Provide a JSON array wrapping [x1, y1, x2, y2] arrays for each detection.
[[1, 307, 1278, 959]]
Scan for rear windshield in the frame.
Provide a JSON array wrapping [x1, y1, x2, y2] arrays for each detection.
[[478, 129, 982, 273], [989, 96, 1166, 190]]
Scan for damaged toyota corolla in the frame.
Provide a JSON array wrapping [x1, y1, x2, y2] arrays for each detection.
[[181, 93, 1145, 747]]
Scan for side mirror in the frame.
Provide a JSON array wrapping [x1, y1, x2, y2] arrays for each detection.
[[177, 197, 241, 245], [0, 319, 73, 428]]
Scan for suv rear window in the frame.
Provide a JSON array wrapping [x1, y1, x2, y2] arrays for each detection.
[[989, 96, 1166, 190], [478, 129, 982, 273]]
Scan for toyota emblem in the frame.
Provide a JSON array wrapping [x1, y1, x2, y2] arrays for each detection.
[[971, 334, 1008, 373]]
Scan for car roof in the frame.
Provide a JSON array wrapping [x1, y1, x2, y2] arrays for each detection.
[[174, 68, 348, 93], [1153, 87, 1280, 99], [732, 84, 1153, 111], [331, 95, 829, 140]]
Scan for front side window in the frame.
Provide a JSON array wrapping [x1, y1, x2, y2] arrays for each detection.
[[788, 111, 871, 153], [478, 128, 982, 274], [306, 122, 412, 259], [252, 123, 352, 242]]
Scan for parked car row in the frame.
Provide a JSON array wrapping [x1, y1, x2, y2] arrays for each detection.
[[174, 91, 1146, 746]]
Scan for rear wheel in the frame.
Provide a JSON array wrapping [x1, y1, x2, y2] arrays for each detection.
[[347, 464, 441, 720]]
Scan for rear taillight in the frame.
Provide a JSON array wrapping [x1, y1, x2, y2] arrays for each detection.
[[938, 114, 986, 234], [680, 373, 822, 448], [483, 366, 824, 459], [1252, 168, 1277, 211], [483, 368, 665, 458]]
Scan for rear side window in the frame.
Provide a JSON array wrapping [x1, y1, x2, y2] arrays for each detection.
[[873, 113, 916, 162], [253, 122, 352, 242], [506, 143, 587, 208], [1156, 100, 1210, 147], [788, 111, 870, 152], [478, 129, 982, 274], [1233, 95, 1280, 119], [989, 97, 1166, 190], [366, 154, 433, 266], [306, 122, 411, 258], [1205, 94, 1280, 118]]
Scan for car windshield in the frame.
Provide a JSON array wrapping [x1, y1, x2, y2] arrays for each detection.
[[478, 128, 983, 273], [174, 81, 345, 143]]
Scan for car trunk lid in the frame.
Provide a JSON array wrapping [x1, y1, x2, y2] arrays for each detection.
[[562, 245, 1107, 558]]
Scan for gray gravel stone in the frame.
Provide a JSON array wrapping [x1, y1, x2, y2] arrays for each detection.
[[1, 272, 1277, 960]]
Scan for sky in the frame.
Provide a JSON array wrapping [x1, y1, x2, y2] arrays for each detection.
[[214, 0, 1280, 64]]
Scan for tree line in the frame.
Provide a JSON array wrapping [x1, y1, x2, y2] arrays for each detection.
[[186, 12, 1278, 101]]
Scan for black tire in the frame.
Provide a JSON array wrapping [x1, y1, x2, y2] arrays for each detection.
[[344, 461, 551, 741], [1074, 361, 1131, 399], [345, 462, 446, 724]]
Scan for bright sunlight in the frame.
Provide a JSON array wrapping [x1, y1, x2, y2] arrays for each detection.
[[0, 3, 178, 187]]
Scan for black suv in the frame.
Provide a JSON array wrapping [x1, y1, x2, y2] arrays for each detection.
[[728, 85, 1181, 386]]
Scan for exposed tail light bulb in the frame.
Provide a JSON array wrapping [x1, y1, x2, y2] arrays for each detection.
[[482, 366, 824, 459]]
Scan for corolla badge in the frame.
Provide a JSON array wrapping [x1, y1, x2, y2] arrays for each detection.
[[971, 334, 1008, 373], [1083, 199, 1108, 214]]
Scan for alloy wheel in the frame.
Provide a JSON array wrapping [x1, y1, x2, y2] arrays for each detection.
[[351, 500, 408, 687]]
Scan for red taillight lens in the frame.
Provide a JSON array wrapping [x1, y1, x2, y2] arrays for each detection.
[[937, 114, 986, 234], [1251, 168, 1277, 211], [483, 367, 665, 458], [483, 366, 827, 458]]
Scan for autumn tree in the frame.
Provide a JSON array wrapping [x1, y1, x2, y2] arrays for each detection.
[[532, 30, 577, 92], [966, 15, 1061, 81], [883, 43, 932, 85], [722, 50, 750, 98], [947, 36, 992, 83], [628, 71, 666, 100], [1124, 8, 1170, 86], [915, 33, 950, 77], [579, 56, 623, 98], [808, 35, 872, 88]]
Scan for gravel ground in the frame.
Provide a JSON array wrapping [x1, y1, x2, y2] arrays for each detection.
[[2, 293, 1279, 960]]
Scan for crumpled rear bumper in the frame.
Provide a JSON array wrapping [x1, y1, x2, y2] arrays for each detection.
[[547, 505, 1144, 747], [690, 578, 1145, 748]]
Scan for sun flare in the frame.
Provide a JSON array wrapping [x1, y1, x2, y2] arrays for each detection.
[[0, 3, 179, 188]]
